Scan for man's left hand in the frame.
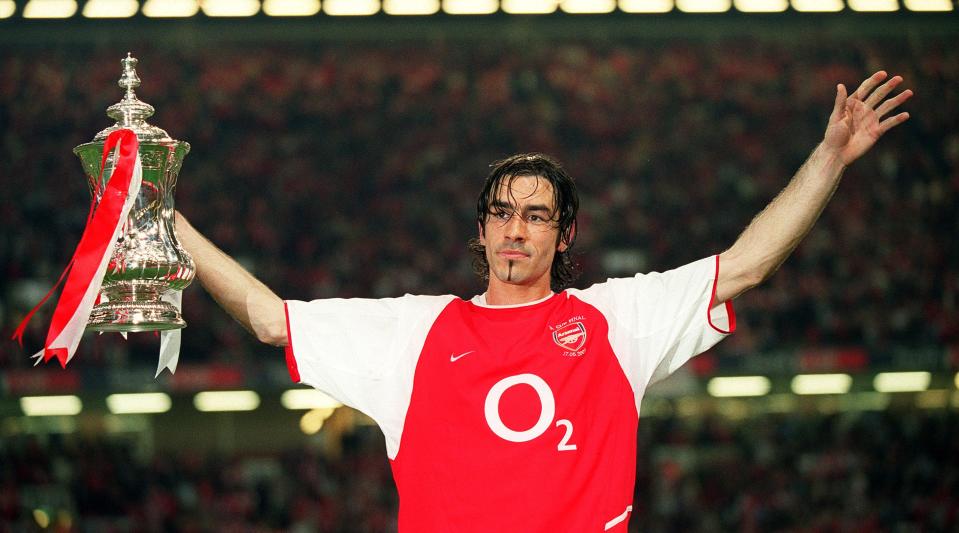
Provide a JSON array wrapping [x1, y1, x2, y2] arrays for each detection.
[[823, 70, 913, 166]]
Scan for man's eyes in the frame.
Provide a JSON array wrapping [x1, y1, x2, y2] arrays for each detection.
[[490, 210, 551, 225]]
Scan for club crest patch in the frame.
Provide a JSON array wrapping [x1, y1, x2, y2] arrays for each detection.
[[552, 322, 587, 352]]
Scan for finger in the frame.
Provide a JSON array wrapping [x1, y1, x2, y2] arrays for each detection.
[[851, 71, 888, 101], [830, 83, 847, 121], [875, 89, 913, 118], [878, 112, 910, 135], [865, 75, 903, 108]]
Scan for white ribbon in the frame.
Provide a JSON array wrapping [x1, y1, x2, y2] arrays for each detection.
[[156, 290, 183, 377], [88, 289, 182, 377]]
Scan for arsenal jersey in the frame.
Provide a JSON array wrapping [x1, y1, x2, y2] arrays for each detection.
[[284, 255, 735, 532]]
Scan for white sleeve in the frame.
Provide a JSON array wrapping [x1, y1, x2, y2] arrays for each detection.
[[284, 293, 457, 458], [569, 255, 735, 392]]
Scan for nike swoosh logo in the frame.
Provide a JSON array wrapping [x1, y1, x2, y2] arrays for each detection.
[[450, 350, 475, 362]]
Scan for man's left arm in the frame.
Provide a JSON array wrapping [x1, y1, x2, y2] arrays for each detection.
[[716, 70, 913, 304]]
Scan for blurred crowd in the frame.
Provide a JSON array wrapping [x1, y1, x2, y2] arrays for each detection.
[[1, 35, 957, 368], [1, 407, 956, 532], [635, 407, 959, 532]]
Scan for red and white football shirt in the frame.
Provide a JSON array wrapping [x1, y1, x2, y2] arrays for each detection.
[[284, 255, 735, 532]]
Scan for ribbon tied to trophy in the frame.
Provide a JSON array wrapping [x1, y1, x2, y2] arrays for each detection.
[[12, 54, 194, 377]]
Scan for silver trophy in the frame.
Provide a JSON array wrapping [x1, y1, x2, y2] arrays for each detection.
[[74, 53, 195, 332]]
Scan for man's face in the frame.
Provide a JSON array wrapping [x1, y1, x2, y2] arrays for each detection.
[[479, 175, 567, 290]]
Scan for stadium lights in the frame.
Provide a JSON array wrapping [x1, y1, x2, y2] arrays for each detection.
[[707, 376, 771, 397], [82, 0, 138, 17], [734, 0, 787, 11], [106, 393, 172, 414], [561, 0, 617, 12], [193, 390, 260, 412], [791, 0, 843, 10], [33, 509, 52, 529], [903, 0, 953, 10], [442, 0, 498, 11], [676, 0, 731, 10], [4, 0, 952, 18], [143, 0, 199, 17], [502, 0, 560, 13], [20, 395, 83, 416], [325, 0, 380, 14], [202, 0, 261, 16], [442, 0, 498, 12], [848, 0, 898, 10], [10, 0, 939, 17], [619, 0, 674, 11], [300, 407, 337, 434], [873, 371, 930, 393], [23, 0, 77, 18], [0, 1, 15, 18], [384, 0, 441, 13], [791, 373, 852, 395], [281, 389, 342, 410], [262, 0, 321, 15]]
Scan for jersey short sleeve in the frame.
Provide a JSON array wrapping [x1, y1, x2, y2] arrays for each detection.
[[284, 294, 457, 457], [569, 255, 735, 393]]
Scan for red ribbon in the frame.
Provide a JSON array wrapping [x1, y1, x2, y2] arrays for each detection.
[[11, 129, 140, 367]]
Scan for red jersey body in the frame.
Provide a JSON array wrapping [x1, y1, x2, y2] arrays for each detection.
[[392, 293, 639, 531], [285, 256, 734, 532]]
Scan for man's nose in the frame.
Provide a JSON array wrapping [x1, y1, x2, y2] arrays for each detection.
[[503, 215, 529, 241]]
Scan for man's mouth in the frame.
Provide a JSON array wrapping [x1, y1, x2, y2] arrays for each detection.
[[498, 249, 529, 260]]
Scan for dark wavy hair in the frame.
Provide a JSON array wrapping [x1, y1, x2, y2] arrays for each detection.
[[467, 153, 581, 292]]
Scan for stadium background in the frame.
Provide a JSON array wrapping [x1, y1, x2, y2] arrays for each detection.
[[1, 1, 957, 531]]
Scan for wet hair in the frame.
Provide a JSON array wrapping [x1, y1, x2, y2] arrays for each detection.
[[467, 153, 581, 292]]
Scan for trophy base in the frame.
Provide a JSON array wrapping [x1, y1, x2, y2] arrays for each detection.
[[87, 301, 186, 333]]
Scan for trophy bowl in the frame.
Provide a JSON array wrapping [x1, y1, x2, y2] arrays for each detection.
[[76, 54, 195, 332]]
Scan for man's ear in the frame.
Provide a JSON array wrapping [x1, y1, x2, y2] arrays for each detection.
[[557, 222, 576, 252], [478, 221, 486, 246]]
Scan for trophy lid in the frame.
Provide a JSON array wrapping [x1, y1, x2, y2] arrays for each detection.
[[93, 53, 174, 143]]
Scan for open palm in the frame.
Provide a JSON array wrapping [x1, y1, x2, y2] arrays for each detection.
[[823, 71, 913, 166]]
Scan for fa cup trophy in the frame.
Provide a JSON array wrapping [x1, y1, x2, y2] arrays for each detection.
[[74, 54, 195, 332]]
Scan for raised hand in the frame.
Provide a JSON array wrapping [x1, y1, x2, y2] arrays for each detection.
[[823, 71, 913, 166]]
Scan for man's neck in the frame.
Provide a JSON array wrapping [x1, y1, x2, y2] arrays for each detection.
[[484, 279, 553, 306]]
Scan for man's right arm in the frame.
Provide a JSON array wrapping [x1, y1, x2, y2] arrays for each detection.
[[174, 212, 288, 346]]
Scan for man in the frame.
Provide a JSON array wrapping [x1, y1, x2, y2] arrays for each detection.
[[175, 71, 910, 531]]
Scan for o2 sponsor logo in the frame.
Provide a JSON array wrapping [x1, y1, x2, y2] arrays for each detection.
[[484, 373, 576, 451]]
